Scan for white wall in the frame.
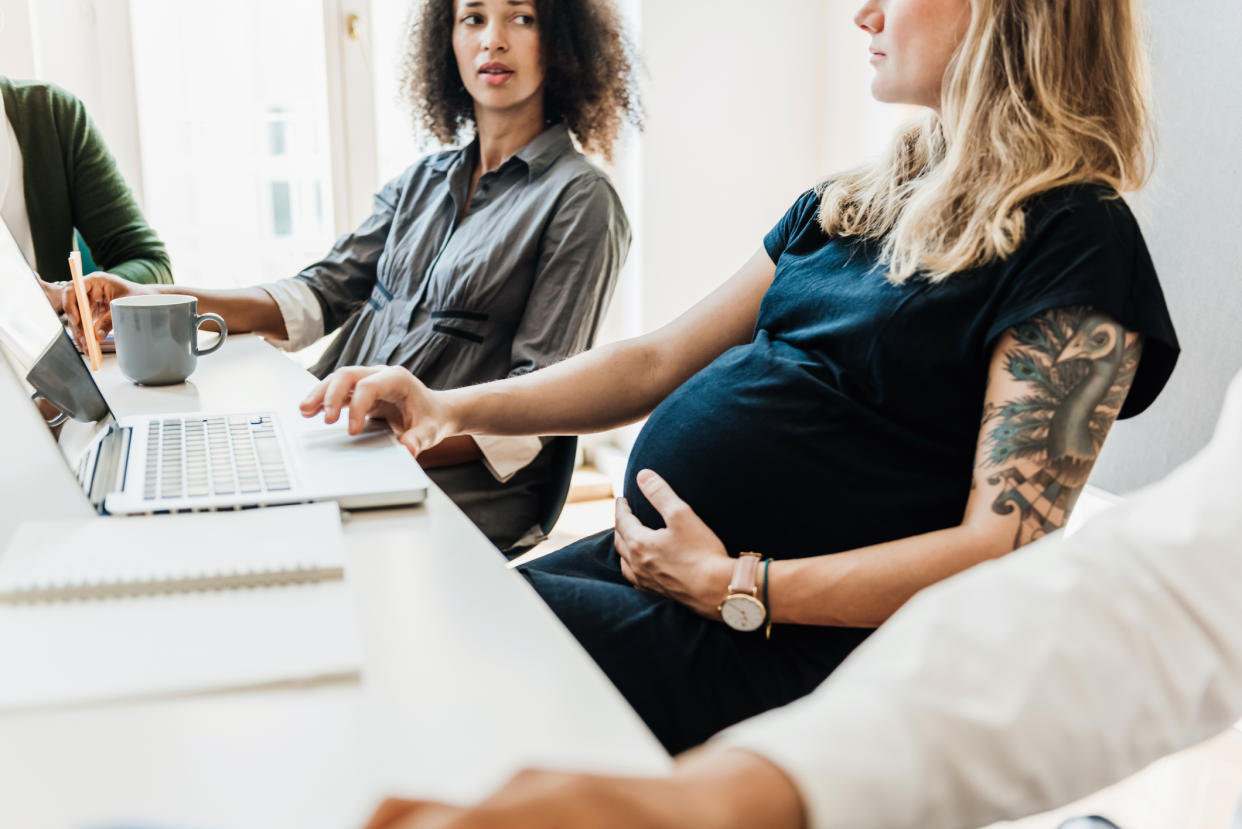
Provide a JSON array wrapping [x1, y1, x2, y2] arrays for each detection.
[[629, 0, 905, 333], [1088, 2, 1242, 492], [0, 0, 36, 79], [636, 0, 823, 331]]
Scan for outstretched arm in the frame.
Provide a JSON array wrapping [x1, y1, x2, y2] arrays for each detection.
[[61, 275, 287, 346], [300, 247, 778, 450]]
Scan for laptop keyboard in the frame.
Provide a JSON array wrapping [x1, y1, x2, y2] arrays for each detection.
[[142, 414, 291, 501]]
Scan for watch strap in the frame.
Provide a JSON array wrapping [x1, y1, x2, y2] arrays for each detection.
[[763, 557, 773, 640], [729, 552, 762, 598]]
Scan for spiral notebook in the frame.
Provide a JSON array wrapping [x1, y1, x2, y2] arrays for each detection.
[[0, 502, 345, 602]]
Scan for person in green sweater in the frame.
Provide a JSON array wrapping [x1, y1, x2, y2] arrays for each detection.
[[0, 76, 172, 311]]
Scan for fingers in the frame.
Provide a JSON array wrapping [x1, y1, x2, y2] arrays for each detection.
[[62, 285, 85, 347], [614, 497, 654, 590], [618, 555, 639, 587], [316, 366, 379, 425], [363, 798, 462, 829], [347, 374, 383, 435], [634, 469, 695, 529], [85, 279, 113, 341], [62, 277, 114, 346], [92, 309, 113, 343], [348, 367, 410, 435], [614, 509, 639, 587], [299, 376, 331, 417], [364, 798, 418, 829], [352, 366, 429, 435], [614, 492, 649, 539]]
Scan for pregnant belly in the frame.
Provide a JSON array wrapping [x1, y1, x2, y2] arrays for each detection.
[[621, 347, 968, 557]]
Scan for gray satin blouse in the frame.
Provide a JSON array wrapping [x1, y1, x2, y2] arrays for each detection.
[[299, 123, 628, 388], [296, 123, 630, 550]]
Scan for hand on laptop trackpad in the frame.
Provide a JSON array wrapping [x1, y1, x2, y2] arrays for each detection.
[[297, 415, 403, 452]]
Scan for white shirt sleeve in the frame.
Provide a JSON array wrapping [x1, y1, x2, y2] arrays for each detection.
[[259, 279, 325, 352], [473, 435, 547, 483], [717, 368, 1242, 829]]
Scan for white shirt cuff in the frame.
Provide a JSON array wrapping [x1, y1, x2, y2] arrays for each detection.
[[259, 279, 325, 351], [473, 435, 546, 483]]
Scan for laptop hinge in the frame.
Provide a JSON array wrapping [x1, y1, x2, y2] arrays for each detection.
[[88, 425, 131, 513]]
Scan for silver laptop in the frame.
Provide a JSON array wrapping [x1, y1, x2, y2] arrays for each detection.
[[0, 232, 428, 515]]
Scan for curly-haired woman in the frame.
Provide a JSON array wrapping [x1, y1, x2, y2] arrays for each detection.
[[307, 0, 1180, 758], [66, 0, 642, 552]]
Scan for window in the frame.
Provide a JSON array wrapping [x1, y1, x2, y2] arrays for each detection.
[[128, 0, 335, 288], [269, 182, 293, 237]]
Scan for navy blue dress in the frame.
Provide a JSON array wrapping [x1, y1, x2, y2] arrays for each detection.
[[521, 184, 1179, 753]]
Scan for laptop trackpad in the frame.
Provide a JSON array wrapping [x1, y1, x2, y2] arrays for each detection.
[[293, 418, 425, 491]]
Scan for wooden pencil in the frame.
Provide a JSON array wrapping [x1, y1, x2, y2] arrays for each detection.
[[67, 251, 103, 371]]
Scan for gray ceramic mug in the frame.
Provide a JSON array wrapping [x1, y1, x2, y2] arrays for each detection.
[[111, 294, 227, 385]]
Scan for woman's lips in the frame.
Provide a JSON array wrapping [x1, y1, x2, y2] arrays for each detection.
[[479, 63, 514, 86]]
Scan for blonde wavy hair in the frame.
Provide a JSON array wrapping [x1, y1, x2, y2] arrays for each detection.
[[819, 0, 1153, 282]]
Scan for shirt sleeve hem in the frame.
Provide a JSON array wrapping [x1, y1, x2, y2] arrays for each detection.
[[259, 279, 326, 352], [983, 289, 1181, 418], [474, 434, 545, 482]]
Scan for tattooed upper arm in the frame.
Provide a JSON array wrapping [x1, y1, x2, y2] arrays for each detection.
[[966, 306, 1143, 551]]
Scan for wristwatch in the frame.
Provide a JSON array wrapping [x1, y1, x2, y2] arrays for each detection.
[[718, 552, 767, 632]]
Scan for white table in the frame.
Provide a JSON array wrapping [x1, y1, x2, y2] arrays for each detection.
[[0, 335, 669, 829]]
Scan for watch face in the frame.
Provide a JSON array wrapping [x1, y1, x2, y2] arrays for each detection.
[[721, 594, 765, 632]]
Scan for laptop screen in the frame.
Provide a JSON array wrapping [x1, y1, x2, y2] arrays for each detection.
[[0, 223, 65, 377], [0, 219, 116, 419], [0, 221, 123, 512]]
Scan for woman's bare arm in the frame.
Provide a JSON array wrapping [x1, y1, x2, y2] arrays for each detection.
[[364, 748, 804, 829], [304, 248, 777, 446], [62, 274, 288, 343], [448, 247, 776, 435]]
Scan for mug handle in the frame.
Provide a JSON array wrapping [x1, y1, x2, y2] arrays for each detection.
[[31, 391, 69, 427], [193, 312, 228, 357]]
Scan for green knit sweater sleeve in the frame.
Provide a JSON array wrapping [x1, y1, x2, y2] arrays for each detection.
[[6, 79, 173, 285], [48, 85, 173, 285]]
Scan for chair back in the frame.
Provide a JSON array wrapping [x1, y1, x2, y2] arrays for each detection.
[[538, 436, 579, 537]]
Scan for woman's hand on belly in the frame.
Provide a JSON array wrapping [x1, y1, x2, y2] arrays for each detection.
[[614, 469, 733, 618]]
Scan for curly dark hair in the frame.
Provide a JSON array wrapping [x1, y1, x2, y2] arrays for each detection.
[[399, 0, 642, 161]]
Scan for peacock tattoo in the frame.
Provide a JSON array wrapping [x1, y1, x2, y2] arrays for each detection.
[[983, 307, 1141, 547]]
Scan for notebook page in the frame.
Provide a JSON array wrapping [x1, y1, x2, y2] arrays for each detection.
[[0, 578, 362, 710], [0, 501, 344, 599]]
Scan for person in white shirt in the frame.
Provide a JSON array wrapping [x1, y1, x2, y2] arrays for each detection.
[[358, 362, 1242, 827]]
